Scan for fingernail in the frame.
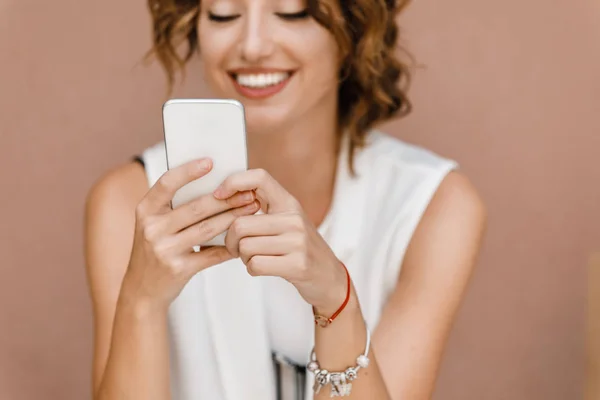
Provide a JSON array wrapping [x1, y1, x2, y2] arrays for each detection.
[[197, 159, 211, 171], [242, 192, 254, 202], [213, 186, 223, 198]]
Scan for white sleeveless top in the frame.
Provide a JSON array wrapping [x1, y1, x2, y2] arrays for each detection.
[[139, 130, 457, 400]]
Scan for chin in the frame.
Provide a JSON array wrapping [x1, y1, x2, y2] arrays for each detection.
[[242, 105, 293, 136]]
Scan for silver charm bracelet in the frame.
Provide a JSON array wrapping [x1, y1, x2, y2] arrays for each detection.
[[307, 326, 371, 397]]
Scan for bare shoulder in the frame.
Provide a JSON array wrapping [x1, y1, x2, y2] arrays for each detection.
[[425, 170, 487, 228], [404, 169, 488, 279], [85, 161, 148, 222], [84, 160, 148, 287], [84, 160, 148, 281]]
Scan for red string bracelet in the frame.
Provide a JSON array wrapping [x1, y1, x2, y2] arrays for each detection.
[[313, 261, 351, 327]]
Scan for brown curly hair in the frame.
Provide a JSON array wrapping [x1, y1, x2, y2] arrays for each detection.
[[146, 0, 413, 174]]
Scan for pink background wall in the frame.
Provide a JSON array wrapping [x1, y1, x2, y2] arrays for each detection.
[[1, 0, 598, 398]]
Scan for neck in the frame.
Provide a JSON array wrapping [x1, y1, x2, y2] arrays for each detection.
[[245, 104, 340, 227]]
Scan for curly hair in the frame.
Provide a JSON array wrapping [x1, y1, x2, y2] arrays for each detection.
[[146, 0, 413, 174]]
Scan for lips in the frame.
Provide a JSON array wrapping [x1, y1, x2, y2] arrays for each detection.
[[228, 68, 295, 100]]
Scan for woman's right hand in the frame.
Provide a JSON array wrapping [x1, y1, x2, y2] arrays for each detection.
[[120, 157, 260, 310]]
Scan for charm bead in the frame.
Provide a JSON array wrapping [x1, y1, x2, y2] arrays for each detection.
[[330, 373, 352, 397], [356, 355, 370, 368], [344, 367, 358, 381], [316, 369, 330, 386]]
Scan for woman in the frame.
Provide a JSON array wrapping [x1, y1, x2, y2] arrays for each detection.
[[84, 0, 487, 399]]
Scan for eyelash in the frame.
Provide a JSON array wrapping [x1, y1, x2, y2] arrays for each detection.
[[207, 13, 239, 22], [207, 9, 310, 23], [277, 9, 310, 21]]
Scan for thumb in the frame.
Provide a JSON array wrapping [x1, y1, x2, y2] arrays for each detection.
[[188, 246, 234, 274]]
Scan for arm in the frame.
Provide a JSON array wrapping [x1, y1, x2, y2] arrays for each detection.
[[85, 159, 259, 400], [313, 171, 487, 399], [84, 162, 172, 400]]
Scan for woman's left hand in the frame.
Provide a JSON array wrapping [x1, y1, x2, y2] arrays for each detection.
[[213, 168, 348, 315]]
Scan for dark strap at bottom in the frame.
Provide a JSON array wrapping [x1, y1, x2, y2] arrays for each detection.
[[272, 352, 306, 400]]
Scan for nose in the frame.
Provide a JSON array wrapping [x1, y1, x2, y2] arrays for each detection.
[[238, 11, 275, 63]]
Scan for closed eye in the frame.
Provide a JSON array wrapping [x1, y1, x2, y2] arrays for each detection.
[[207, 12, 240, 22], [275, 9, 310, 21]]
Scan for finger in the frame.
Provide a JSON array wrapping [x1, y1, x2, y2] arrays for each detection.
[[237, 235, 291, 264], [182, 246, 234, 276], [213, 169, 298, 214], [172, 200, 261, 252], [163, 190, 256, 233], [141, 158, 213, 214], [245, 255, 293, 278], [225, 213, 302, 257]]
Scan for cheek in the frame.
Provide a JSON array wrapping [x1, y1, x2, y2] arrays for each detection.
[[297, 32, 340, 90], [197, 25, 235, 73], [198, 34, 221, 69]]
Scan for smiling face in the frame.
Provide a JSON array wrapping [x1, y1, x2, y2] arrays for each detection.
[[197, 0, 341, 135]]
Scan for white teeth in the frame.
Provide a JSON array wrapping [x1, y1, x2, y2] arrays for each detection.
[[236, 72, 290, 88]]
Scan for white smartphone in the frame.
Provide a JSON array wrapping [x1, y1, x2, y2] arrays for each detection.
[[162, 98, 248, 247]]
